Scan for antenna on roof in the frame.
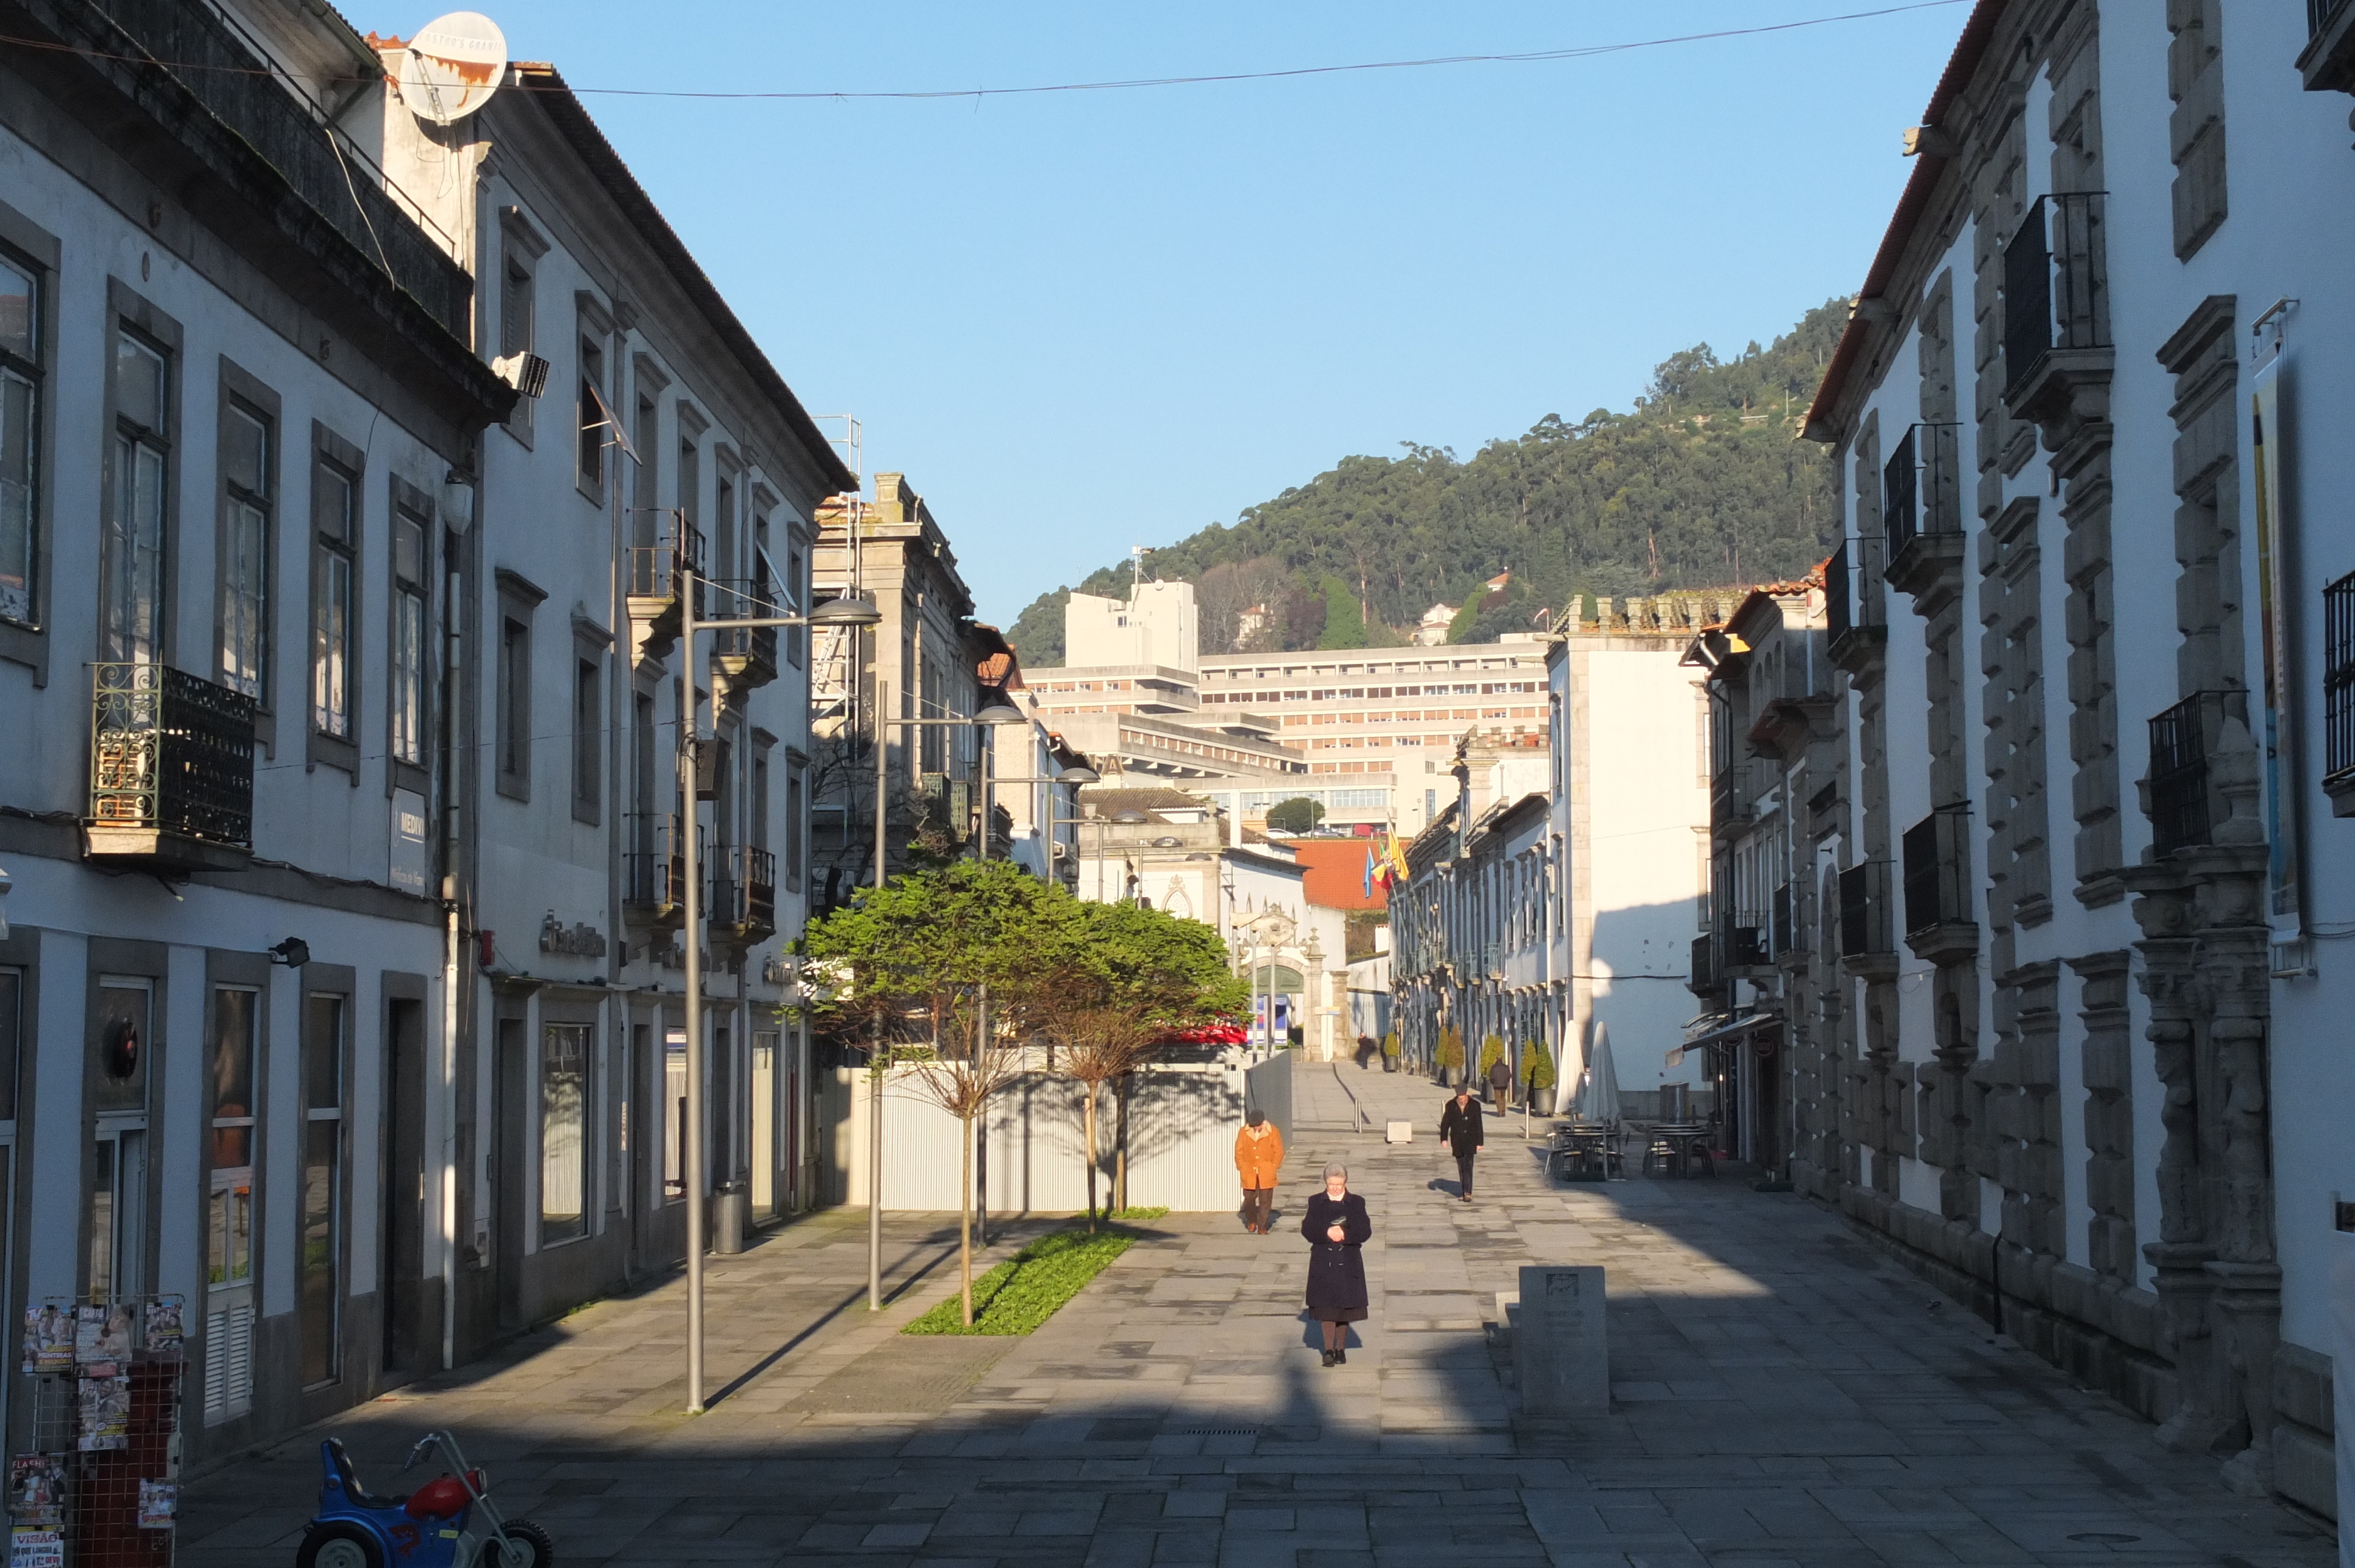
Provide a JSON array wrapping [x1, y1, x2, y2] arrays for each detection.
[[398, 12, 507, 125]]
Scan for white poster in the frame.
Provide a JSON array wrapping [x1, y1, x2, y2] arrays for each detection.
[[390, 788, 430, 896]]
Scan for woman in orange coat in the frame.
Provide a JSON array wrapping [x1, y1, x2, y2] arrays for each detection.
[[1234, 1109, 1285, 1233]]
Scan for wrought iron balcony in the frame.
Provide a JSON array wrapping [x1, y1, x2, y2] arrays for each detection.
[[2302, 0, 2355, 92], [2002, 192, 2109, 406], [1882, 423, 1963, 598], [623, 518, 705, 662], [1838, 860, 1893, 960], [85, 663, 256, 869], [1688, 933, 1720, 998], [1723, 920, 1767, 972], [2325, 571, 2355, 795], [1826, 539, 1852, 643], [2147, 692, 2230, 855], [1770, 883, 1795, 959], [623, 812, 693, 928], [1901, 804, 1974, 956], [706, 578, 780, 697], [710, 845, 777, 943]]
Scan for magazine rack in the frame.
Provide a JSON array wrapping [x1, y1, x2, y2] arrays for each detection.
[[11, 1295, 185, 1567]]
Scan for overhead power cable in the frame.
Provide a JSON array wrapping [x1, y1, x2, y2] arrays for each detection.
[[2, 2, 1969, 106]]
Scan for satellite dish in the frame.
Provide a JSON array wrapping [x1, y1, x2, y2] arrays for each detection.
[[399, 11, 507, 125]]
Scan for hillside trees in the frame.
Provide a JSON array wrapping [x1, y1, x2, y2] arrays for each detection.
[[1006, 300, 1845, 661]]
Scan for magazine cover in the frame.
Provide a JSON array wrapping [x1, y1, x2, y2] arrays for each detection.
[[74, 1304, 131, 1377], [76, 1377, 129, 1452], [6, 1456, 62, 1528], [136, 1481, 175, 1530], [142, 1298, 184, 1358], [19, 1307, 70, 1377], [6, 1526, 64, 1568]]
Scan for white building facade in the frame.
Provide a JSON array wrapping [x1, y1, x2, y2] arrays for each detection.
[[1791, 0, 2355, 1520]]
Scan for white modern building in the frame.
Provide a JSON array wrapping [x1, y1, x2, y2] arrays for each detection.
[[1389, 615, 1707, 1104]]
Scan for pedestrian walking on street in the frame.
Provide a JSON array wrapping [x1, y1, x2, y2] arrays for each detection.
[[1234, 1108, 1285, 1233], [1487, 1050, 1512, 1114], [1300, 1162, 1370, 1366], [1439, 1086, 1485, 1202]]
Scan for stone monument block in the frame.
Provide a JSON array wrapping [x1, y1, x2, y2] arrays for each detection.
[[1515, 1264, 1607, 1416], [1385, 1120, 1414, 1144]]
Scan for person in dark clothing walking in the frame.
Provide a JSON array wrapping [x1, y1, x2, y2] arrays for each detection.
[[1439, 1087, 1484, 1202], [1487, 1051, 1512, 1113], [1300, 1162, 1370, 1366]]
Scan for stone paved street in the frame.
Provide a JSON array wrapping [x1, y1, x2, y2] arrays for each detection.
[[184, 1065, 2334, 1567]]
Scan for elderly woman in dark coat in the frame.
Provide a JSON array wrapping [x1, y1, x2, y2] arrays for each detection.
[[1299, 1161, 1371, 1366]]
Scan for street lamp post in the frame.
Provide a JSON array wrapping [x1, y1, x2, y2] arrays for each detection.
[[676, 572, 880, 1416], [863, 685, 1029, 1312]]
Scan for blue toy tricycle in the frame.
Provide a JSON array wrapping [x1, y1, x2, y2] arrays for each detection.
[[296, 1429, 553, 1567]]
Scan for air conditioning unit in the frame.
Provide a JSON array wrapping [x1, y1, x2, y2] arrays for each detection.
[[492, 351, 550, 398]]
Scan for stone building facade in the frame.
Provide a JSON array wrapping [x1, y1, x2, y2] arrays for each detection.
[[1769, 0, 2355, 1520]]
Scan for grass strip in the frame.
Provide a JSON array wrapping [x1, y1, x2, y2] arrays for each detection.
[[903, 1223, 1141, 1336]]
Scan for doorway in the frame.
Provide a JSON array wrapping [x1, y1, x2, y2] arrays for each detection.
[[750, 1032, 775, 1218], [382, 999, 426, 1377]]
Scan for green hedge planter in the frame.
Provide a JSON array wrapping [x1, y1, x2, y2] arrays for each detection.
[[903, 1218, 1155, 1336]]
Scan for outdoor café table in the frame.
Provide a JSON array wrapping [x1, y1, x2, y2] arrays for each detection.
[[1550, 1122, 1618, 1180], [1645, 1124, 1715, 1179]]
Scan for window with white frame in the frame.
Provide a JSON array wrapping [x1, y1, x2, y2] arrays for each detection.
[[311, 449, 356, 739], [104, 330, 169, 665], [217, 401, 270, 700], [390, 501, 429, 767], [541, 1023, 590, 1245], [0, 253, 40, 627]]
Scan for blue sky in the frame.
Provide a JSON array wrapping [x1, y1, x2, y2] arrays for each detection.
[[465, 1, 1969, 624]]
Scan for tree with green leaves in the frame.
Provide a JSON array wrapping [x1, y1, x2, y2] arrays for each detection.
[[1264, 796, 1325, 835], [1034, 901, 1249, 1227], [800, 860, 1077, 1326]]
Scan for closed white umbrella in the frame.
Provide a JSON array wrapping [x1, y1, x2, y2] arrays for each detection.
[[1586, 1021, 1623, 1126]]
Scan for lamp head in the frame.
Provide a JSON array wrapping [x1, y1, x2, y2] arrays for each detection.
[[1112, 809, 1150, 825], [974, 702, 1027, 727], [808, 594, 883, 628], [1058, 765, 1101, 785], [268, 937, 311, 968]]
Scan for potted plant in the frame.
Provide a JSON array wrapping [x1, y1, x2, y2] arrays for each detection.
[[1478, 1035, 1506, 1102], [1437, 1025, 1464, 1086], [1381, 1031, 1401, 1073], [1525, 1041, 1557, 1115]]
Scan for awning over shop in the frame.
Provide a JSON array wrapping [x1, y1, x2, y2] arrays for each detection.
[[1666, 1011, 1785, 1067]]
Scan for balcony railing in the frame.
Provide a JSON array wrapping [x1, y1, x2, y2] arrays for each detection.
[[2148, 692, 2229, 855], [707, 579, 780, 683], [2326, 571, 2355, 785], [1838, 861, 1893, 958], [1882, 423, 1961, 564], [1826, 539, 1853, 643], [623, 812, 693, 922], [1723, 920, 1767, 971], [87, 663, 256, 861], [1770, 883, 1794, 958], [626, 518, 706, 602], [86, 0, 470, 335], [2003, 192, 2108, 401], [1901, 805, 1972, 940], [710, 845, 778, 939], [1689, 933, 1719, 996]]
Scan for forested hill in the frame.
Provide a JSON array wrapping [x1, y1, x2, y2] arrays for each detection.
[[1007, 299, 1847, 665]]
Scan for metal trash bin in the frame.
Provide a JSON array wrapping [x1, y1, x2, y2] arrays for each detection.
[[712, 1181, 748, 1254]]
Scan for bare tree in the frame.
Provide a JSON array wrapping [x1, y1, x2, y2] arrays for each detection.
[[1037, 1006, 1157, 1230]]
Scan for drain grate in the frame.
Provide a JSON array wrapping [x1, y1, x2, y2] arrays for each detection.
[[2067, 1534, 2141, 1545], [1170, 1427, 1259, 1436]]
